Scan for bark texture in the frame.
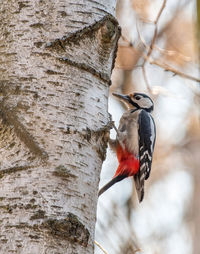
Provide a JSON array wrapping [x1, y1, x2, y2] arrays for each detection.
[[0, 1, 120, 253]]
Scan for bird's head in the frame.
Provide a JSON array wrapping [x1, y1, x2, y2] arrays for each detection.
[[112, 92, 154, 112]]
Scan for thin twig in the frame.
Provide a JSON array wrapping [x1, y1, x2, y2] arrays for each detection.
[[141, 52, 200, 82], [155, 0, 167, 24], [118, 42, 200, 83], [112, 122, 119, 135], [150, 60, 200, 83], [144, 0, 167, 61], [142, 65, 151, 93], [132, 29, 191, 63], [153, 45, 192, 62], [141, 0, 167, 92], [121, 34, 134, 47], [121, 0, 199, 84], [94, 240, 108, 254]]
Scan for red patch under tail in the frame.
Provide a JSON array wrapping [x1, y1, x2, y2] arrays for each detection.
[[114, 144, 139, 178], [98, 144, 139, 197]]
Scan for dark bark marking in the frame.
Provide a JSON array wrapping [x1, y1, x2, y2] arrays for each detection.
[[53, 165, 78, 180], [0, 203, 39, 214], [30, 23, 44, 29], [59, 11, 67, 18], [44, 213, 90, 247], [30, 209, 46, 220], [58, 121, 112, 161], [45, 69, 64, 75], [0, 104, 48, 160], [34, 41, 44, 48], [100, 19, 118, 43], [0, 165, 33, 179], [45, 14, 121, 85], [58, 57, 110, 84], [82, 120, 113, 161]]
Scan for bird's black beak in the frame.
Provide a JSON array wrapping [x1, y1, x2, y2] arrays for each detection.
[[112, 92, 130, 103]]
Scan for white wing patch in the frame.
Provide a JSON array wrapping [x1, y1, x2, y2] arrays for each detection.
[[149, 115, 156, 152]]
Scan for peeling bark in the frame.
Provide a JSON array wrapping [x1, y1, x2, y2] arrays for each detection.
[[0, 0, 120, 253]]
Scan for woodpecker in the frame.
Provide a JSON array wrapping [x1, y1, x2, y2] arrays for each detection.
[[98, 92, 156, 202]]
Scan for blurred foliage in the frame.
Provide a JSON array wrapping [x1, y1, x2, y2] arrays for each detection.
[[96, 0, 199, 254], [197, 0, 200, 58]]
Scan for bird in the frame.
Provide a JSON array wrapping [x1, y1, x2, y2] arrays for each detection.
[[98, 92, 156, 202]]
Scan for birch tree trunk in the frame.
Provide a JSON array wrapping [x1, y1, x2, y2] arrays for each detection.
[[0, 1, 120, 253]]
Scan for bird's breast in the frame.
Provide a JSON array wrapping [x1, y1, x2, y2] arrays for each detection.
[[117, 110, 139, 156]]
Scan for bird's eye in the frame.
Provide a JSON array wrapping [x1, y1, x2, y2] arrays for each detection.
[[135, 95, 141, 100]]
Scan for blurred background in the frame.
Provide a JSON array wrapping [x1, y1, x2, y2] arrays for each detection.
[[95, 0, 200, 253]]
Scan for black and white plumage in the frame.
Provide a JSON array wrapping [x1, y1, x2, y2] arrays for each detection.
[[134, 108, 156, 201], [99, 92, 156, 202]]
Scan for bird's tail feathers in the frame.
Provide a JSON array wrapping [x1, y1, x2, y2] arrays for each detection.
[[98, 174, 127, 197], [134, 174, 144, 202]]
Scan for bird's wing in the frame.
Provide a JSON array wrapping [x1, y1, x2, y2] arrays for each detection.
[[134, 110, 156, 202]]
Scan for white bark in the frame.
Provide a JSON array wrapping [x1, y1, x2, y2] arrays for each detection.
[[0, 1, 120, 253]]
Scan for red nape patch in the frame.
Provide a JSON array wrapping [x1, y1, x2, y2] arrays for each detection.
[[114, 145, 139, 177]]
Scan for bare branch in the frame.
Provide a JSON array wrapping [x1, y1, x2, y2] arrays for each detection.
[[141, 0, 167, 91], [142, 65, 151, 93], [117, 43, 200, 83], [153, 45, 192, 62], [144, 0, 167, 60], [149, 60, 200, 83], [134, 26, 192, 63], [155, 0, 167, 24], [121, 0, 199, 84], [94, 240, 108, 254]]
